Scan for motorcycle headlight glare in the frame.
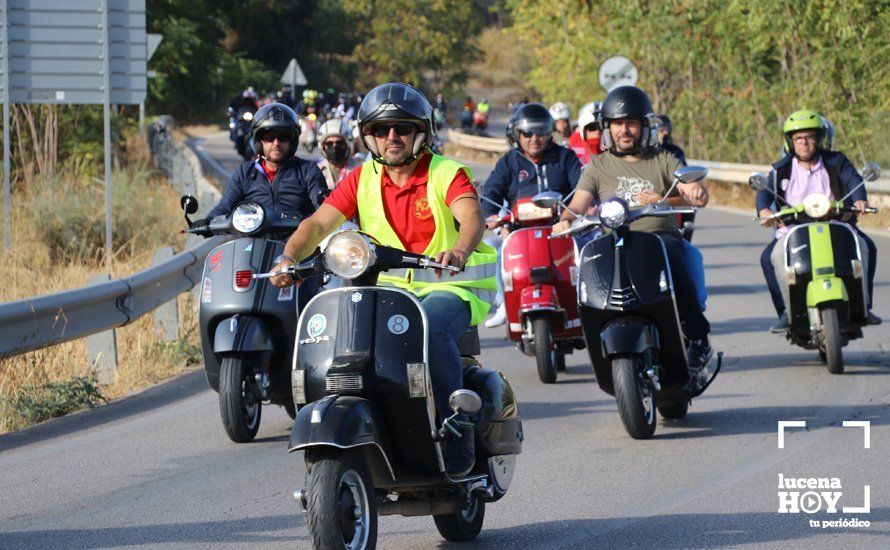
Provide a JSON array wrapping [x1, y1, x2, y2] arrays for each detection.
[[242, 111, 254, 122], [232, 202, 265, 234], [803, 193, 831, 219], [325, 231, 375, 279], [599, 199, 628, 229]]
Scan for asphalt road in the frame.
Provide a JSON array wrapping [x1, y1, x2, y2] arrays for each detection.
[[1, 135, 888, 549]]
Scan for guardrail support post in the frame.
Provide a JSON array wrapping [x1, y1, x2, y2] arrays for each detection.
[[86, 274, 118, 384], [152, 246, 179, 342]]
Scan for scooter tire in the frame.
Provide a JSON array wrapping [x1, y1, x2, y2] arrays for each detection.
[[306, 449, 378, 550], [612, 354, 656, 439], [821, 304, 844, 374], [533, 317, 557, 384], [433, 495, 485, 542], [219, 355, 262, 443]]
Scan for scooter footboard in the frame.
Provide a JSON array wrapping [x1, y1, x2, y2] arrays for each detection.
[[463, 365, 524, 456], [289, 395, 395, 482]]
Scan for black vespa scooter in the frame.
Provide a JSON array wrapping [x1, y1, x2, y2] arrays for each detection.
[[547, 166, 722, 439], [182, 196, 306, 442], [256, 230, 523, 548]]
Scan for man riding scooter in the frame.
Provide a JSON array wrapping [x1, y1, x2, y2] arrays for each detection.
[[270, 82, 498, 478], [757, 109, 881, 332], [481, 102, 583, 328], [554, 85, 713, 374]]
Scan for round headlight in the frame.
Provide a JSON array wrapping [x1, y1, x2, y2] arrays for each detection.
[[242, 111, 254, 121], [325, 231, 375, 279], [232, 202, 264, 234], [803, 193, 831, 219], [599, 199, 628, 229]]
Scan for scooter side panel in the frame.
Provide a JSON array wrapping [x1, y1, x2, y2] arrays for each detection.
[[577, 234, 614, 310], [502, 227, 550, 338], [463, 365, 524, 456]]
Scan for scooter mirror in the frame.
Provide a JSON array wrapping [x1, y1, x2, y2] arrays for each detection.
[[748, 172, 769, 192], [674, 165, 708, 183], [862, 162, 881, 182], [449, 389, 482, 416], [531, 191, 562, 209], [180, 195, 199, 214]]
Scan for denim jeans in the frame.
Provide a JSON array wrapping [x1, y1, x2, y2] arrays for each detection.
[[420, 291, 471, 420]]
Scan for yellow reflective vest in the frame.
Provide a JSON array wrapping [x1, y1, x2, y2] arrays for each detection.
[[356, 154, 498, 326]]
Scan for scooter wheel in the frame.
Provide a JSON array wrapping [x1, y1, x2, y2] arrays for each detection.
[[612, 354, 656, 439], [533, 317, 557, 384], [219, 355, 262, 443], [306, 449, 378, 549], [821, 304, 844, 374], [433, 495, 485, 542], [658, 400, 689, 419]]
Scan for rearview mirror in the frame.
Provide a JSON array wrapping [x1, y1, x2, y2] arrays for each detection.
[[531, 191, 562, 209], [748, 172, 769, 192], [674, 165, 708, 183], [449, 389, 482, 416], [180, 195, 199, 214], [862, 162, 881, 182]]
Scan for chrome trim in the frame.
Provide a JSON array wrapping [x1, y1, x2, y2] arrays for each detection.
[[653, 233, 685, 361], [289, 441, 396, 481]]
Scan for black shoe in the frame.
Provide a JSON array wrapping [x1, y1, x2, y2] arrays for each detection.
[[687, 338, 713, 376], [770, 312, 790, 333], [867, 311, 882, 326], [441, 415, 475, 478]]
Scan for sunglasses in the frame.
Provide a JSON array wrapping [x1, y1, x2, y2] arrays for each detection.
[[259, 132, 290, 143], [367, 121, 418, 138], [518, 128, 550, 138]]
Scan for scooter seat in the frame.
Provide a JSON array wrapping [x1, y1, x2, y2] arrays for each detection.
[[457, 327, 481, 357]]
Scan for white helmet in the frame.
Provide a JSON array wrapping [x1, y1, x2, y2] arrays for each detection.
[[548, 102, 571, 122], [577, 101, 602, 132], [318, 119, 350, 144]]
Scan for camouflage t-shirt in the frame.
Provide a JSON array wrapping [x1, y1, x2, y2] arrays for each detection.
[[577, 149, 683, 233]]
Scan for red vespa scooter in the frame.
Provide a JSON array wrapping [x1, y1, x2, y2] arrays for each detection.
[[490, 193, 586, 383]]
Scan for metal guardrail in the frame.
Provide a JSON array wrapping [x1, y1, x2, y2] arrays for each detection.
[[447, 129, 890, 191], [0, 118, 223, 359]]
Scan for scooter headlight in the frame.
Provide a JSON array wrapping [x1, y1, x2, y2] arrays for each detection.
[[325, 231, 375, 279], [232, 202, 264, 234], [242, 111, 254, 122], [599, 199, 628, 229], [803, 193, 831, 219]]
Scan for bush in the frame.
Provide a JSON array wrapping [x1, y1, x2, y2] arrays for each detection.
[[11, 375, 106, 425]]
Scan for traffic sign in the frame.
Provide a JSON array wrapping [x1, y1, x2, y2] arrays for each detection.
[[598, 56, 638, 93], [281, 57, 307, 87]]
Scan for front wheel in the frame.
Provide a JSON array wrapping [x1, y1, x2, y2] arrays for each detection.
[[433, 495, 485, 542], [533, 317, 557, 384], [305, 450, 378, 549], [821, 304, 844, 374], [612, 354, 656, 439], [219, 355, 262, 442]]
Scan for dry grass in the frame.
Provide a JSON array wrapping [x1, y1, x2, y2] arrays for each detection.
[[0, 141, 204, 433]]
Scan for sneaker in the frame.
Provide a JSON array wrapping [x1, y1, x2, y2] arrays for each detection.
[[770, 312, 790, 333], [867, 311, 882, 326], [687, 338, 713, 376], [484, 303, 507, 328], [441, 415, 475, 478]]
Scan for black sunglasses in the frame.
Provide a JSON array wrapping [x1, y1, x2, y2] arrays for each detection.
[[259, 131, 290, 143], [518, 128, 550, 138], [367, 121, 418, 138]]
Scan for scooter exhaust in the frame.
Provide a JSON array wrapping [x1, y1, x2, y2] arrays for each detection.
[[293, 488, 307, 512]]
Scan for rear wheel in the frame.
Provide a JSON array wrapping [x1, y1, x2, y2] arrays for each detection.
[[658, 400, 689, 419], [612, 354, 656, 439], [533, 317, 557, 384], [821, 304, 844, 374], [433, 495, 485, 542], [305, 450, 377, 549], [219, 355, 262, 442]]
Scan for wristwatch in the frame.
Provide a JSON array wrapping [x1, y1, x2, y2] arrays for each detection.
[[273, 254, 296, 265]]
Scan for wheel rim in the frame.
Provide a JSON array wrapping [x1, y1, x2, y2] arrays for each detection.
[[638, 373, 655, 425], [240, 377, 260, 431], [459, 496, 479, 522], [337, 469, 371, 549]]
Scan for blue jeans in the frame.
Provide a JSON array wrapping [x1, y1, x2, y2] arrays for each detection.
[[420, 291, 471, 421], [682, 239, 708, 311]]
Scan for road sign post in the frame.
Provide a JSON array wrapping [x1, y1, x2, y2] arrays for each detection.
[[598, 55, 638, 93], [281, 57, 307, 95]]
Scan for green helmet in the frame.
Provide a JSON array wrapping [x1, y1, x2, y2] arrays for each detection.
[[782, 109, 825, 153]]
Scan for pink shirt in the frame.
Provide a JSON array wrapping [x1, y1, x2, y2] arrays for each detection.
[[776, 156, 832, 238]]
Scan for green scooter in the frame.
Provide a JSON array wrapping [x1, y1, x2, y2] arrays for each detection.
[[749, 164, 880, 374]]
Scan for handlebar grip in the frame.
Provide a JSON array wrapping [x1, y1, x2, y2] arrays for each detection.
[[866, 206, 879, 214]]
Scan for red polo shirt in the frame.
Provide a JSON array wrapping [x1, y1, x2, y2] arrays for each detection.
[[324, 153, 477, 253]]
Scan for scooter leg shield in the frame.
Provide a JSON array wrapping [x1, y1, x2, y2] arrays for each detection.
[[599, 317, 660, 357], [212, 316, 274, 354], [806, 277, 848, 308]]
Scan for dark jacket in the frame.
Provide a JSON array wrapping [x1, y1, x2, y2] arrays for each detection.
[[755, 150, 867, 216], [207, 158, 328, 225], [482, 144, 582, 217]]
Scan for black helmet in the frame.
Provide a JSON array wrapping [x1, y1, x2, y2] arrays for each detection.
[[510, 103, 553, 152], [599, 86, 657, 154], [357, 82, 434, 165], [505, 115, 517, 149], [250, 102, 300, 157]]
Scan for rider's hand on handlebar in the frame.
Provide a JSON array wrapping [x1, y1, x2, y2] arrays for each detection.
[[854, 200, 869, 215], [758, 208, 782, 227], [434, 249, 468, 278], [552, 219, 572, 236], [636, 190, 663, 206], [269, 259, 300, 288], [485, 216, 501, 230]]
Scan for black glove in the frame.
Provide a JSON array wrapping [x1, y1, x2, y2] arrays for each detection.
[[190, 218, 213, 237]]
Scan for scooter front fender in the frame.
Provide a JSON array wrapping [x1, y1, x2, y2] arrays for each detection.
[[806, 276, 848, 307], [518, 284, 559, 318], [289, 395, 395, 481], [600, 317, 660, 357], [213, 315, 274, 354]]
